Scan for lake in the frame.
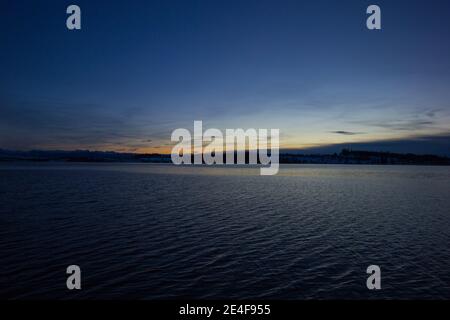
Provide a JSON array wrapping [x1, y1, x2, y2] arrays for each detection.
[[1, 163, 449, 299]]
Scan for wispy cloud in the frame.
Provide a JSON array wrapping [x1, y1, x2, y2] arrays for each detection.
[[0, 96, 173, 151], [349, 108, 442, 132], [369, 119, 435, 131], [286, 133, 450, 156], [330, 131, 365, 135]]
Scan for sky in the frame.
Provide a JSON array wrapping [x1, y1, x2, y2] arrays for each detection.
[[1, 0, 450, 155]]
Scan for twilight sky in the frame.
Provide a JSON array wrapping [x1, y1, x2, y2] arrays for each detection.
[[1, 0, 450, 155]]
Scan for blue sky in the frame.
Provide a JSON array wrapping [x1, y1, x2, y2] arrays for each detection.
[[1, 0, 450, 154]]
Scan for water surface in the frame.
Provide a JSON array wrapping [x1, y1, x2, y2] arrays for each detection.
[[1, 163, 449, 299]]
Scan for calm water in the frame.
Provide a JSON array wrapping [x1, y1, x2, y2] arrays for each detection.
[[1, 163, 449, 299]]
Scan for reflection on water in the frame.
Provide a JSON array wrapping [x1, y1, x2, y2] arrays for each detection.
[[1, 163, 449, 299]]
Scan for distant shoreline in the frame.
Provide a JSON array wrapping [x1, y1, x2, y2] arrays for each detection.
[[1, 149, 449, 166]]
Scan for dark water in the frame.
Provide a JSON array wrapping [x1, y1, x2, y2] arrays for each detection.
[[1, 163, 449, 299]]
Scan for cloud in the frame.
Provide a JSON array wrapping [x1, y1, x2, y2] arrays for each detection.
[[374, 120, 434, 131], [349, 108, 446, 132], [0, 96, 177, 151], [284, 133, 450, 156], [349, 118, 436, 132], [330, 131, 365, 135]]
